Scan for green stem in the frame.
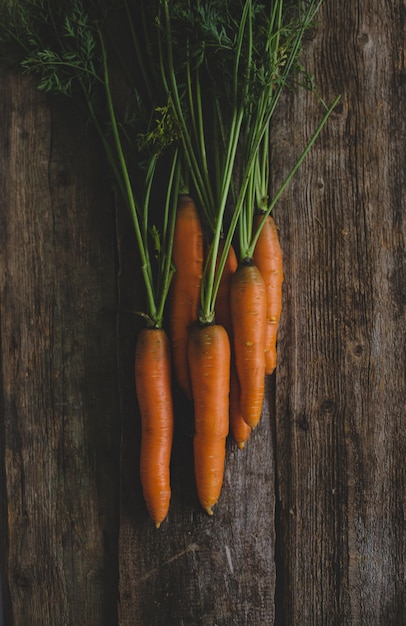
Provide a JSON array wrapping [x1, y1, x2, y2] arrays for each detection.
[[195, 69, 215, 222], [99, 28, 157, 322], [237, 0, 326, 258], [247, 94, 341, 257], [155, 152, 181, 325], [160, 1, 212, 222], [123, 0, 154, 104], [198, 0, 255, 322], [199, 104, 245, 323], [142, 156, 158, 291]]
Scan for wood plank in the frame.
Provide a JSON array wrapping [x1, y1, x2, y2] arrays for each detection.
[[0, 70, 120, 625], [273, 1, 406, 622]]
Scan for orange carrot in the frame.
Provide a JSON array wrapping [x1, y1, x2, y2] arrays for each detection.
[[230, 261, 267, 429], [214, 242, 251, 448], [188, 323, 230, 515], [229, 362, 251, 449], [214, 240, 238, 329], [169, 195, 204, 398], [253, 213, 284, 375], [135, 327, 174, 528]]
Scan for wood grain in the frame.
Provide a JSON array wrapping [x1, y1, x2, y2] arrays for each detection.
[[0, 71, 120, 625], [272, 1, 406, 623]]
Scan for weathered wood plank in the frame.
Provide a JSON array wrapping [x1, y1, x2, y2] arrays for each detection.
[[273, 1, 406, 623], [0, 70, 120, 625]]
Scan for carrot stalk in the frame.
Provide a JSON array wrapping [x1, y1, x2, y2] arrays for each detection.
[[169, 195, 204, 398], [253, 213, 284, 375], [230, 261, 267, 429], [135, 328, 174, 528], [188, 324, 230, 515]]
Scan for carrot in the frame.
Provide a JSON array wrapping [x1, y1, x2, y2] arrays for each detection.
[[230, 261, 267, 429], [229, 362, 251, 449], [214, 240, 238, 329], [253, 213, 284, 375], [188, 323, 230, 515], [135, 327, 174, 528], [169, 194, 204, 398], [214, 242, 251, 448]]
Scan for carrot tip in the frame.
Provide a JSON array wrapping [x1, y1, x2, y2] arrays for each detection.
[[205, 507, 214, 516], [155, 521, 161, 529], [237, 441, 246, 450]]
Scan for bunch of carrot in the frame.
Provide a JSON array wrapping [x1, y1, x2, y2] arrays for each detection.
[[145, 0, 338, 527], [0, 0, 339, 528], [168, 195, 283, 517]]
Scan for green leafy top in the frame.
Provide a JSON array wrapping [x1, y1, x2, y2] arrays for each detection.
[[0, 0, 339, 326], [0, 0, 183, 328]]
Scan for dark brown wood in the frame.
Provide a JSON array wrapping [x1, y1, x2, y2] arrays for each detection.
[[272, 1, 406, 623], [1, 1, 405, 624], [0, 70, 120, 625]]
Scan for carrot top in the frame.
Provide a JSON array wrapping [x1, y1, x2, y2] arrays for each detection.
[[0, 0, 185, 329], [156, 0, 339, 322], [0, 0, 340, 325]]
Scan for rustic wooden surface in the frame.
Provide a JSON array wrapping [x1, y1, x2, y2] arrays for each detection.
[[272, 1, 406, 623], [1, 1, 405, 624], [0, 72, 121, 624]]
